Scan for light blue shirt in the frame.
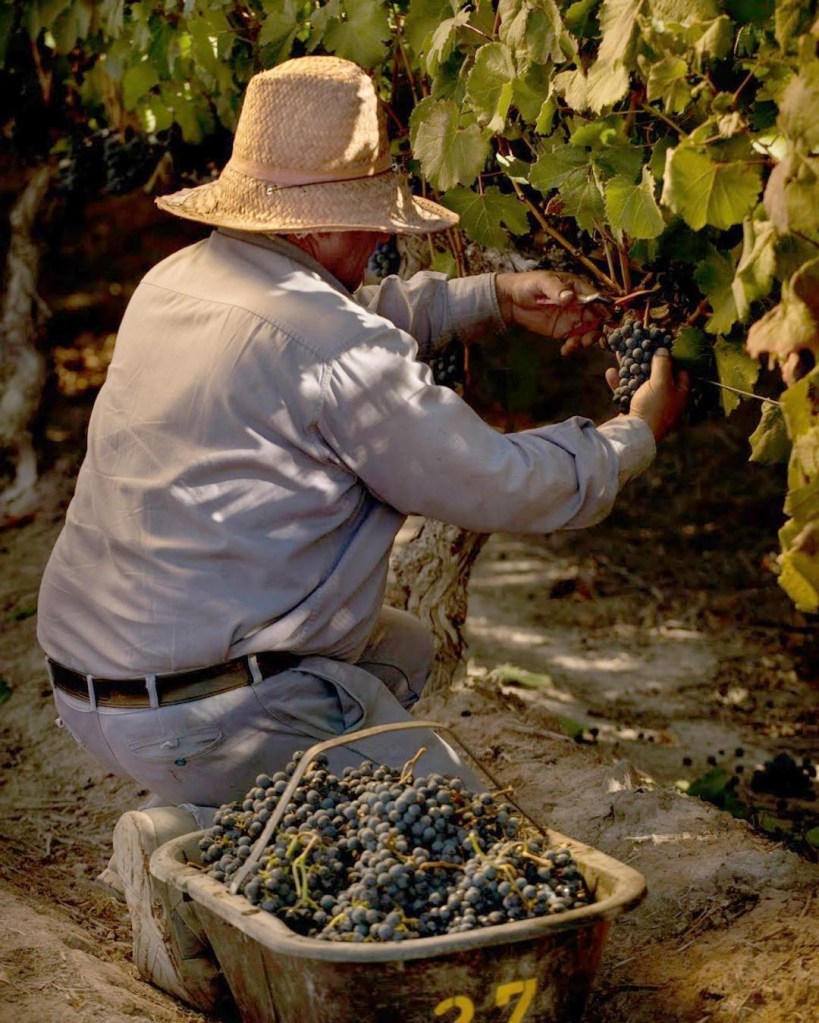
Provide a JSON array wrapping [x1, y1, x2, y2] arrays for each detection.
[[37, 230, 654, 676]]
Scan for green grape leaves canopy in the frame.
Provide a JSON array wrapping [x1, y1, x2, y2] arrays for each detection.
[[4, 0, 819, 612]]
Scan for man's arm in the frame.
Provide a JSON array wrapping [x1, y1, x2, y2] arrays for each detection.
[[356, 271, 505, 359]]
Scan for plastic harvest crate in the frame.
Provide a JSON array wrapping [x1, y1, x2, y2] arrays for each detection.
[[151, 722, 647, 1023]]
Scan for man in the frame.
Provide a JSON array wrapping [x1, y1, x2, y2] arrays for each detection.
[[37, 56, 688, 1008]]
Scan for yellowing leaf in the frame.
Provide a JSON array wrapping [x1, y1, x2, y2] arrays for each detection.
[[749, 402, 791, 465], [425, 8, 470, 75], [646, 54, 691, 114], [498, 0, 572, 65], [122, 59, 159, 111], [466, 43, 516, 132], [747, 258, 819, 361], [409, 98, 490, 191], [604, 167, 665, 240], [733, 217, 777, 321], [778, 548, 819, 614], [441, 186, 529, 248], [714, 338, 760, 415], [597, 0, 644, 67], [661, 144, 762, 230], [778, 64, 819, 150]]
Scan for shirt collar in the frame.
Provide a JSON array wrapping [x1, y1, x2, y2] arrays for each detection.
[[215, 228, 355, 298]]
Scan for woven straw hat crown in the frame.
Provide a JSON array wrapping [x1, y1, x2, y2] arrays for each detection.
[[156, 56, 458, 235]]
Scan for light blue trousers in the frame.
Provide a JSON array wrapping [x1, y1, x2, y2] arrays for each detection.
[[51, 607, 479, 821]]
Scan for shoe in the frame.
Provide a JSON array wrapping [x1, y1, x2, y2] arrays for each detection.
[[94, 857, 126, 903], [112, 807, 230, 1013]]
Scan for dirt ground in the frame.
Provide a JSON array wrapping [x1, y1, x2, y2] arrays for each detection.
[[0, 190, 817, 1022]]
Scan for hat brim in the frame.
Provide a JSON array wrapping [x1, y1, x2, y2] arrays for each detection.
[[155, 164, 458, 236]]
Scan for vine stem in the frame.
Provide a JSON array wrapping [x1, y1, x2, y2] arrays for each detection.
[[639, 101, 685, 136], [508, 179, 622, 293], [685, 298, 710, 326]]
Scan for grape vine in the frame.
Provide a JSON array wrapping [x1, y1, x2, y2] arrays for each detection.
[[2, 0, 818, 611]]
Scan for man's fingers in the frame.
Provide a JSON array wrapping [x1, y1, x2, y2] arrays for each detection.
[[650, 348, 673, 383], [605, 366, 619, 392]]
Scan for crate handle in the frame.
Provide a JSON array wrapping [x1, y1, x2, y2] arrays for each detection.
[[228, 719, 545, 895]]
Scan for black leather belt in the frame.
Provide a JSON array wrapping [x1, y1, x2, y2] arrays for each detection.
[[47, 651, 301, 708]]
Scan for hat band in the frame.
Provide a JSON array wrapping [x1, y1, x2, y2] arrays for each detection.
[[227, 152, 394, 187]]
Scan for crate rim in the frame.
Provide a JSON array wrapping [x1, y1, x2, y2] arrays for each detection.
[[152, 825, 646, 964]]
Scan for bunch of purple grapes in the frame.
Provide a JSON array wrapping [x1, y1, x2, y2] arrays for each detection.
[[606, 319, 674, 413], [199, 752, 590, 942]]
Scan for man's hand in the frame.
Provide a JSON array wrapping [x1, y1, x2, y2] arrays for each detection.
[[606, 348, 690, 442], [495, 270, 608, 354]]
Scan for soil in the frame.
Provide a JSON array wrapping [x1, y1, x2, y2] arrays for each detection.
[[0, 188, 817, 1023]]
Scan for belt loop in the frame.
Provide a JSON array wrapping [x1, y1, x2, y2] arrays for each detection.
[[44, 657, 56, 694], [86, 674, 97, 710], [247, 654, 263, 685], [145, 674, 159, 709]]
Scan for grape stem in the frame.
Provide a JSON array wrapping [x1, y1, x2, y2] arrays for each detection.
[[400, 746, 428, 783]]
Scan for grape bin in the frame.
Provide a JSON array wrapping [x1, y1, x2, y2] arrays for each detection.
[[151, 722, 647, 1023]]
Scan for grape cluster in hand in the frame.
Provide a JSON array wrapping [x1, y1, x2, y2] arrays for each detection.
[[367, 239, 401, 280], [606, 320, 673, 413], [199, 752, 591, 942], [429, 340, 465, 390]]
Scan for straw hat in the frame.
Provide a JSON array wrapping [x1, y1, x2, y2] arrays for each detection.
[[156, 56, 458, 235]]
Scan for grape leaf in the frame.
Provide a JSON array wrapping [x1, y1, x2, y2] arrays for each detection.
[[733, 216, 776, 321], [782, 366, 819, 441], [498, 0, 572, 65], [260, 0, 303, 49], [559, 168, 606, 232], [554, 59, 630, 113], [529, 142, 589, 193], [512, 61, 554, 124], [764, 153, 819, 236], [688, 16, 734, 61], [403, 0, 455, 56], [749, 401, 791, 465], [672, 326, 713, 374], [319, 0, 391, 68], [774, 0, 804, 49], [597, 0, 644, 66], [441, 186, 529, 248], [570, 117, 643, 179], [651, 0, 720, 19], [714, 338, 760, 415], [409, 98, 490, 191], [604, 167, 665, 240], [777, 64, 819, 151], [646, 54, 691, 114], [99, 0, 125, 38], [694, 245, 739, 334], [778, 547, 819, 614], [122, 59, 159, 110], [661, 144, 762, 230], [746, 257, 819, 360], [466, 43, 516, 132], [425, 8, 470, 75]]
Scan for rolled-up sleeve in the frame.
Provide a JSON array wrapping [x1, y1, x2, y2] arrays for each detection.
[[319, 326, 655, 534], [356, 272, 505, 359]]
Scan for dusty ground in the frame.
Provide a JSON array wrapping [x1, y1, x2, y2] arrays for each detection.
[[0, 190, 817, 1022]]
